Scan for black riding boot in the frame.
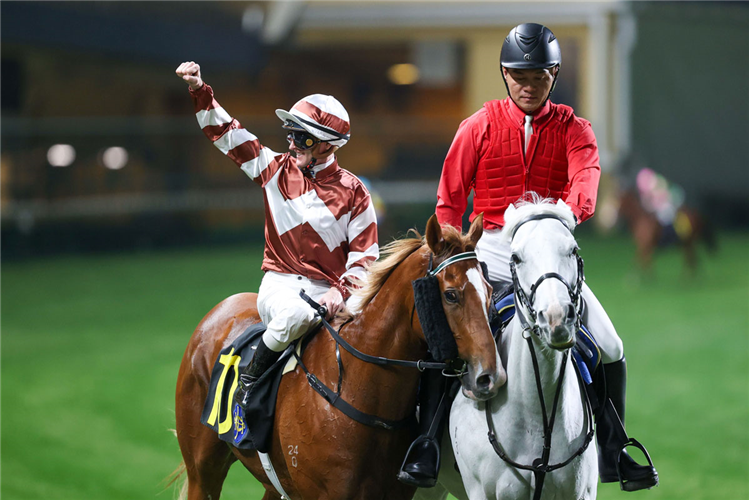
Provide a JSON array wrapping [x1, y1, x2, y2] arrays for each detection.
[[233, 339, 282, 412], [397, 370, 448, 488], [595, 358, 659, 491]]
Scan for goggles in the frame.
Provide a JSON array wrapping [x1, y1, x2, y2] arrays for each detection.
[[287, 130, 320, 150], [282, 119, 319, 150]]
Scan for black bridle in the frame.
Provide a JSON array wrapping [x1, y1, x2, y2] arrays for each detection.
[[296, 250, 478, 430], [485, 213, 595, 500], [510, 214, 585, 335]]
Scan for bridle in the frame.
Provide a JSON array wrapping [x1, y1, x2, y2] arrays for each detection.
[[296, 250, 479, 431], [510, 214, 585, 335], [486, 213, 595, 500]]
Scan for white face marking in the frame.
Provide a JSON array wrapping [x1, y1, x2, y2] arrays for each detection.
[[466, 267, 489, 320]]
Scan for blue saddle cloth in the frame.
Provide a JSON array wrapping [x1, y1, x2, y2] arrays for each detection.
[[493, 294, 601, 384]]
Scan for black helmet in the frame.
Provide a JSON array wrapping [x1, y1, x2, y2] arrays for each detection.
[[500, 23, 561, 70]]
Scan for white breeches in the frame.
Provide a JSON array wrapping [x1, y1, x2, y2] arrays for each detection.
[[257, 271, 331, 352], [476, 229, 624, 364]]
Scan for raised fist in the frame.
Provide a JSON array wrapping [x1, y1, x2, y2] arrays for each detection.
[[175, 61, 203, 91]]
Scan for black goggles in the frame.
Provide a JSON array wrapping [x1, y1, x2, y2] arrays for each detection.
[[286, 130, 319, 150]]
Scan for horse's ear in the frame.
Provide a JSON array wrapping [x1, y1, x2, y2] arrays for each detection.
[[504, 203, 517, 221], [425, 214, 445, 254], [466, 213, 484, 250]]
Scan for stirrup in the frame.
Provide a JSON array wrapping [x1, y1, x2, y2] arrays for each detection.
[[616, 438, 659, 491], [396, 436, 440, 488]]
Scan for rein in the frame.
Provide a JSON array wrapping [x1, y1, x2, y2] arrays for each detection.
[[485, 332, 596, 500], [485, 213, 595, 500], [296, 250, 477, 431]]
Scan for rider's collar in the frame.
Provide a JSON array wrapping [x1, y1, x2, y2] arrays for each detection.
[[301, 155, 337, 179], [505, 98, 552, 128]]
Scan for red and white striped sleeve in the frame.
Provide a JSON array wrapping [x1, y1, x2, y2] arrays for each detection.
[[190, 83, 283, 186], [338, 184, 379, 296]]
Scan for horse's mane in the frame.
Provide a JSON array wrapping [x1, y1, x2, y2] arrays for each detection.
[[500, 193, 577, 242], [344, 224, 473, 317]]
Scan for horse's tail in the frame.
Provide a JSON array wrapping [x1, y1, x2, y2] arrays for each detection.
[[164, 462, 187, 500], [163, 429, 188, 500]]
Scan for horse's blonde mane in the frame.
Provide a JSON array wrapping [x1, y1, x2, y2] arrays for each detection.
[[500, 193, 577, 242], [344, 224, 474, 318]]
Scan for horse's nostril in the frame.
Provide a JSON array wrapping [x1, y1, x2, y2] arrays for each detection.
[[477, 374, 493, 392]]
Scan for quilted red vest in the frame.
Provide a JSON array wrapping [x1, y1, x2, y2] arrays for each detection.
[[474, 99, 576, 227]]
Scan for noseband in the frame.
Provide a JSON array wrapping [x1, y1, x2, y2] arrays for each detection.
[[509, 214, 585, 334]]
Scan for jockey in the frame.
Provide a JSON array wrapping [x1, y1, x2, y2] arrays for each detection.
[[411, 24, 658, 491], [175, 62, 379, 413]]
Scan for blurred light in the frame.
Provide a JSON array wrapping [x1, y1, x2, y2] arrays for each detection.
[[242, 5, 265, 33], [47, 144, 76, 167], [102, 147, 129, 170], [387, 64, 420, 85]]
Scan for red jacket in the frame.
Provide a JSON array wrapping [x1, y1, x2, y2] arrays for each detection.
[[436, 98, 600, 230]]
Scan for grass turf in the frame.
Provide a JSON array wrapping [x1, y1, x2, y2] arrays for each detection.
[[2, 233, 747, 499]]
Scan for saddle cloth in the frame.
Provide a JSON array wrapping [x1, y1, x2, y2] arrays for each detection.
[[493, 293, 601, 384], [200, 323, 305, 452]]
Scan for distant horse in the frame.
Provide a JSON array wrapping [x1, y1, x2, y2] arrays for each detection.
[[418, 200, 598, 500], [173, 214, 504, 500], [618, 189, 716, 277]]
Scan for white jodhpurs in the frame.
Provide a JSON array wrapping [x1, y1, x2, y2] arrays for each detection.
[[476, 229, 624, 364], [257, 271, 331, 353]]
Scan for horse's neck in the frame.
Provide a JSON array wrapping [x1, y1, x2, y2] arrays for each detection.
[[332, 268, 426, 416]]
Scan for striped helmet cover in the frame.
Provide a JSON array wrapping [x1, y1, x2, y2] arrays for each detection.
[[276, 94, 351, 147]]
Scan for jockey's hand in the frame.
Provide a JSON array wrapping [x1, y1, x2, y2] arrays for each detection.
[[175, 61, 203, 91], [318, 287, 344, 320]]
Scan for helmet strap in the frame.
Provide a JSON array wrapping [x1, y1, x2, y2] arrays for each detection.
[[300, 157, 318, 178], [299, 143, 339, 178], [501, 65, 560, 109], [543, 65, 560, 106]]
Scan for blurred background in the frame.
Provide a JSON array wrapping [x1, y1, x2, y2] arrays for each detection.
[[2, 1, 747, 500], [2, 0, 747, 255]]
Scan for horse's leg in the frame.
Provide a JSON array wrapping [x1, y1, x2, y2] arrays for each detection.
[[176, 370, 237, 500], [179, 429, 236, 500], [682, 238, 698, 276]]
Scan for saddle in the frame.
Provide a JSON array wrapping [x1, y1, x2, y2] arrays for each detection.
[[200, 322, 321, 452]]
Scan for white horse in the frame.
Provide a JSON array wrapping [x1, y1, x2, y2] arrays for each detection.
[[416, 199, 598, 500]]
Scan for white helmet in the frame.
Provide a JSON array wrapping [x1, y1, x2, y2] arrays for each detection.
[[276, 94, 351, 148]]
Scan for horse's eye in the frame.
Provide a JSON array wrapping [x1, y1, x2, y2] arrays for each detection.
[[511, 253, 522, 265], [443, 290, 459, 304]]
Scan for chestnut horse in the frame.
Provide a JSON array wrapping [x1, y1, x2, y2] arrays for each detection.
[[173, 214, 504, 500], [618, 190, 717, 276]]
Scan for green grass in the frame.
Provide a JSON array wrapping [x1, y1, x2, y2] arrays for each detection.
[[2, 234, 748, 499]]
